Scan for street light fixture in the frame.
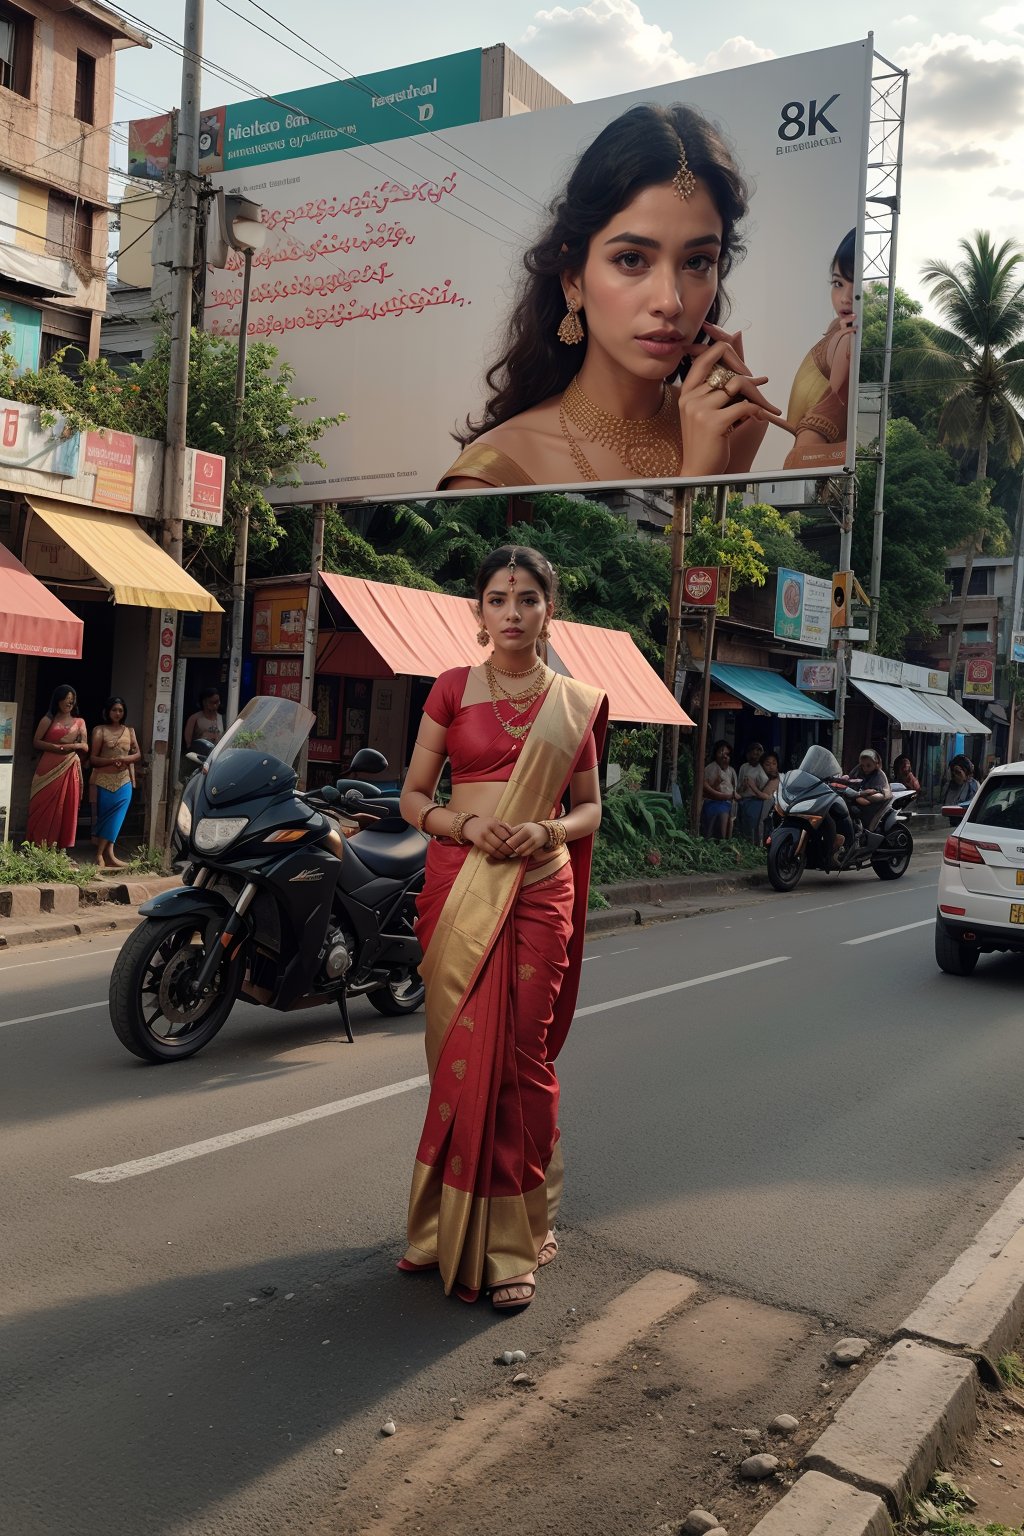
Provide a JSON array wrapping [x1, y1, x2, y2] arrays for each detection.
[[220, 195, 266, 723]]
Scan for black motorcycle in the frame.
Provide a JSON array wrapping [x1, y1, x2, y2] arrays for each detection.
[[766, 745, 915, 892], [109, 696, 427, 1062]]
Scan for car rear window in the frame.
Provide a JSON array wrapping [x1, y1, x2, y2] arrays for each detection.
[[968, 776, 1024, 830]]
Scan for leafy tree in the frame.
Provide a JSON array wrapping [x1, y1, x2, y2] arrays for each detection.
[[915, 233, 1024, 673], [858, 282, 947, 438], [259, 505, 438, 589], [376, 493, 672, 661], [683, 499, 829, 610], [0, 326, 344, 583], [854, 418, 1007, 657]]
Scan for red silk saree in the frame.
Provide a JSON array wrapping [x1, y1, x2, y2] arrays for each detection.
[[27, 717, 85, 850], [402, 673, 608, 1301]]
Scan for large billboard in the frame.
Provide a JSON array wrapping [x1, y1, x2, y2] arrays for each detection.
[[204, 40, 872, 502]]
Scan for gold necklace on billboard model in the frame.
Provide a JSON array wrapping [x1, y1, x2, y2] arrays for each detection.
[[559, 376, 683, 481]]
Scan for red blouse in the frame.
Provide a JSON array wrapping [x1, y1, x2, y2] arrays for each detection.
[[423, 666, 599, 784]]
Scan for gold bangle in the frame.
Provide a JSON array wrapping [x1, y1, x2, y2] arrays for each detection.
[[449, 811, 478, 845], [542, 819, 567, 849], [417, 802, 438, 833]]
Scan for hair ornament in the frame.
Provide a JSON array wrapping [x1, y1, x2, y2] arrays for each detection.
[[673, 137, 696, 200]]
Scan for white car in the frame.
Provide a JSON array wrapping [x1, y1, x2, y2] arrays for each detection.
[[936, 762, 1024, 975]]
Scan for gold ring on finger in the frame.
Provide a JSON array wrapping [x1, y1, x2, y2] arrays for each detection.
[[706, 363, 738, 392]]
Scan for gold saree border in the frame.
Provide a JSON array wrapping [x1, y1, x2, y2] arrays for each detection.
[[29, 752, 81, 798], [418, 673, 604, 1079], [405, 1156, 557, 1295]]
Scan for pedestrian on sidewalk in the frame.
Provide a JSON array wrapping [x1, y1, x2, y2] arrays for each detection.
[[398, 545, 607, 1312], [27, 684, 88, 860], [89, 697, 141, 869], [758, 749, 781, 843], [183, 687, 225, 751], [701, 739, 738, 839], [736, 741, 768, 842], [891, 754, 920, 792]]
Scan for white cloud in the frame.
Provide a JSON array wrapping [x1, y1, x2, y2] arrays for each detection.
[[910, 143, 1007, 170], [991, 183, 1024, 198], [891, 13, 919, 23], [981, 5, 1024, 31], [519, 0, 772, 99]]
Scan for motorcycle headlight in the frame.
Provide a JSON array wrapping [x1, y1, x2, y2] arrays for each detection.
[[193, 816, 248, 852], [176, 798, 192, 838]]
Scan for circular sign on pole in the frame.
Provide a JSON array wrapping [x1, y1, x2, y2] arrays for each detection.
[[683, 566, 719, 606]]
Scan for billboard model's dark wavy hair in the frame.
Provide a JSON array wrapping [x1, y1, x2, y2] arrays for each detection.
[[458, 102, 750, 446]]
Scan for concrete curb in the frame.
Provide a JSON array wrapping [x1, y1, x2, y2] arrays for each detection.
[[747, 1168, 1024, 1536], [0, 876, 176, 950]]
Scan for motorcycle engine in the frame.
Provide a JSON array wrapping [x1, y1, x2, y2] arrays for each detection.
[[319, 925, 355, 982]]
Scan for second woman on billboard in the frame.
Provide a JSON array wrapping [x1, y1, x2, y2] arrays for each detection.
[[438, 102, 794, 492]]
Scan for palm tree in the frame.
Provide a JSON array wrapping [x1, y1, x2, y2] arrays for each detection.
[[919, 232, 1024, 681]]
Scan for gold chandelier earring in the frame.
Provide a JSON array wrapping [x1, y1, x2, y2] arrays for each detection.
[[557, 298, 584, 346], [477, 626, 490, 647], [540, 623, 551, 642]]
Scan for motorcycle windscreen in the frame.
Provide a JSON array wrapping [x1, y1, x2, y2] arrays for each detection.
[[208, 696, 315, 771], [797, 745, 841, 780]]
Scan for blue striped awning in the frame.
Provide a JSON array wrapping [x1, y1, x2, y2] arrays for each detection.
[[709, 662, 835, 721]]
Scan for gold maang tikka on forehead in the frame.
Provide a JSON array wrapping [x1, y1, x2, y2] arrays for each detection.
[[507, 547, 517, 586], [673, 137, 696, 200]]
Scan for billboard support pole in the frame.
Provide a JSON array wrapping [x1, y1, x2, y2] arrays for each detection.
[[833, 475, 856, 768], [664, 486, 692, 797], [297, 504, 327, 790], [691, 605, 716, 834]]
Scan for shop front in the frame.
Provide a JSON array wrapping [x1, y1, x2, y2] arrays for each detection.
[[703, 660, 836, 768], [844, 651, 990, 798]]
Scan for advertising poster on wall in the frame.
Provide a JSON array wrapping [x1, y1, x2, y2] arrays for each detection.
[[963, 658, 995, 700], [774, 567, 833, 648], [204, 39, 870, 501]]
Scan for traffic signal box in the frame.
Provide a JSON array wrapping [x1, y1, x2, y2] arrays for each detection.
[[831, 571, 851, 631]]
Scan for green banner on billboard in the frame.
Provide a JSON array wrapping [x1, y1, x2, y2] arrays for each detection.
[[196, 49, 483, 174]]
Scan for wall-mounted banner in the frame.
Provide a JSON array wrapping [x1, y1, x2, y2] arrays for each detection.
[[963, 657, 995, 700], [205, 39, 871, 502], [774, 567, 833, 648], [796, 659, 837, 691]]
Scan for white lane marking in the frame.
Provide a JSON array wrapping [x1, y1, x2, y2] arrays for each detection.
[[606, 947, 639, 956], [843, 919, 932, 947], [0, 945, 122, 972], [575, 956, 790, 1018], [794, 883, 936, 916], [2, 1000, 106, 1029], [73, 1074, 430, 1183]]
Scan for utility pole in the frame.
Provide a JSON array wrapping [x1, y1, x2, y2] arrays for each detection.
[[664, 485, 692, 796], [161, 0, 203, 566], [832, 476, 856, 768]]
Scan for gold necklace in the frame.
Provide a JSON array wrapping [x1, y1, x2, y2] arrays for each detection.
[[559, 376, 682, 481], [485, 661, 549, 740], [489, 657, 543, 680]]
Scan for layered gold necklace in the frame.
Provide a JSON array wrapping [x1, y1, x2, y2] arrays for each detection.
[[485, 658, 549, 740], [559, 376, 683, 481]]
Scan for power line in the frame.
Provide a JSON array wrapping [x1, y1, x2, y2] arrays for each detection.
[[106, 3, 530, 247], [218, 0, 545, 218]]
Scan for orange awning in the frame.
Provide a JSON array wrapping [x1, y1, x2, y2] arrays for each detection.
[[0, 542, 83, 658], [319, 572, 692, 727]]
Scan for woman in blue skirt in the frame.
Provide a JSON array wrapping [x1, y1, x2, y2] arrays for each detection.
[[90, 697, 141, 868]]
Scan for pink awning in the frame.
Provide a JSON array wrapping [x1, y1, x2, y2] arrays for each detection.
[[318, 571, 692, 727], [0, 542, 83, 658]]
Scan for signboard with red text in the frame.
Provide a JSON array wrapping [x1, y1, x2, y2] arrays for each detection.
[[205, 40, 870, 501]]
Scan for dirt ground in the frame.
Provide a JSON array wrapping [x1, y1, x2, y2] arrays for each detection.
[[322, 1272, 871, 1536], [922, 1373, 1024, 1532]]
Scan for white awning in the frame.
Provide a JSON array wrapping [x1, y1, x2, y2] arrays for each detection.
[[849, 678, 954, 733], [912, 689, 992, 737]]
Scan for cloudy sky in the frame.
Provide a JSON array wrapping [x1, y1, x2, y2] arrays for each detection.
[[112, 0, 1024, 312]]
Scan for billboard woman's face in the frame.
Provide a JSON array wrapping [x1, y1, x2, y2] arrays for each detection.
[[563, 179, 723, 386]]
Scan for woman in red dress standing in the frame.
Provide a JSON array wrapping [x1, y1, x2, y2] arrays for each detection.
[[398, 546, 607, 1311], [27, 683, 89, 856]]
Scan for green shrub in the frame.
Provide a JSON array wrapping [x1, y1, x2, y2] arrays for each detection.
[[121, 844, 167, 876], [0, 841, 89, 886], [591, 788, 765, 885]]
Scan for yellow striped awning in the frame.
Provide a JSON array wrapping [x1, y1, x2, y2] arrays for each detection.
[[24, 498, 222, 613]]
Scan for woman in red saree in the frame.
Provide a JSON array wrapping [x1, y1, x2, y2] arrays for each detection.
[[399, 546, 607, 1311], [27, 684, 89, 855]]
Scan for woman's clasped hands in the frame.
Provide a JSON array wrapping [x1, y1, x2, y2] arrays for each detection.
[[677, 322, 783, 477], [466, 816, 549, 858]]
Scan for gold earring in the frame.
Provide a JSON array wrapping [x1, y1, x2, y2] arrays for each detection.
[[557, 299, 584, 346], [540, 624, 551, 642], [477, 626, 490, 647]]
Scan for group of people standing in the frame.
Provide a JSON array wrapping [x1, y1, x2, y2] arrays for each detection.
[[27, 686, 141, 868], [701, 739, 780, 842]]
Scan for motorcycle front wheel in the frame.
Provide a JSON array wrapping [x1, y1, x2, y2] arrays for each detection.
[[367, 967, 425, 1016], [874, 824, 913, 881], [109, 914, 245, 1062], [767, 828, 807, 892]]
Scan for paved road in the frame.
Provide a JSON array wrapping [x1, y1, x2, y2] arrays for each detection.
[[5, 851, 1024, 1535]]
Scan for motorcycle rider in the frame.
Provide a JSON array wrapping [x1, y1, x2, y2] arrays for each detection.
[[828, 747, 891, 866]]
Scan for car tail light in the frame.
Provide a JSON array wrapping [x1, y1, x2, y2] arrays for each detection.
[[939, 904, 967, 916], [944, 835, 1000, 864]]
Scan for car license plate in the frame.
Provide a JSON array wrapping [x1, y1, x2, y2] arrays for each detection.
[[1012, 904, 1024, 923], [1017, 870, 1024, 885]]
